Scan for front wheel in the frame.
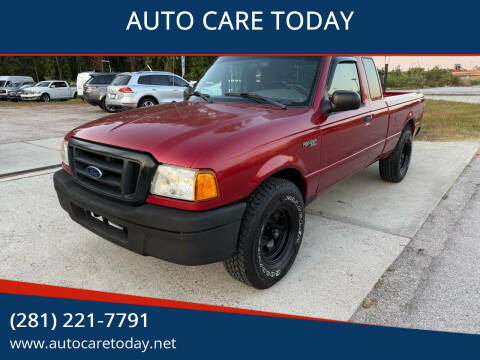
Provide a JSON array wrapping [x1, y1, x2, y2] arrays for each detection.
[[379, 127, 413, 182], [40, 93, 50, 102], [224, 178, 305, 289]]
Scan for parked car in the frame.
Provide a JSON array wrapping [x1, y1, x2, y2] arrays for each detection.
[[54, 56, 424, 289], [83, 73, 119, 113], [6, 82, 37, 101], [76, 72, 94, 99], [0, 76, 35, 100], [105, 71, 191, 110], [21, 80, 77, 102]]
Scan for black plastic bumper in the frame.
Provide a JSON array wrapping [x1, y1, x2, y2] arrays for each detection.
[[53, 170, 246, 265], [84, 98, 101, 106]]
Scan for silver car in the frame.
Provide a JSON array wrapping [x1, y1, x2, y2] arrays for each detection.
[[105, 71, 191, 110]]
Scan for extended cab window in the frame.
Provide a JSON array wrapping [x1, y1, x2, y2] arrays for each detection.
[[327, 62, 361, 97], [362, 58, 383, 100], [52, 82, 67, 87]]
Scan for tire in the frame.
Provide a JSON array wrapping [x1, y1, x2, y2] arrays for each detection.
[[224, 178, 305, 289], [73, 92, 77, 99], [40, 93, 50, 102], [379, 126, 413, 182], [101, 98, 117, 113], [138, 97, 158, 108]]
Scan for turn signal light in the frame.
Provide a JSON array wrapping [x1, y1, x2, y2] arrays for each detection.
[[195, 172, 218, 201], [118, 87, 134, 93]]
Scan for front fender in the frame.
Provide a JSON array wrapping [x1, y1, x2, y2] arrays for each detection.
[[250, 154, 307, 195]]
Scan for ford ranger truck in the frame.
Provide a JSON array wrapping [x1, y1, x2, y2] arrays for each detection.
[[54, 56, 424, 289]]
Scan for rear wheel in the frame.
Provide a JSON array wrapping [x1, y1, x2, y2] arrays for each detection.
[[138, 97, 158, 108], [224, 178, 305, 289], [40, 93, 50, 102], [101, 97, 117, 113], [379, 126, 413, 182]]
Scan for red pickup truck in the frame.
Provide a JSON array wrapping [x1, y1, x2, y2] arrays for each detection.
[[54, 56, 424, 289]]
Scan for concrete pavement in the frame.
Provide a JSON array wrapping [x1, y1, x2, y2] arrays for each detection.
[[308, 142, 479, 237], [0, 138, 63, 176], [351, 153, 480, 334], [0, 141, 477, 322]]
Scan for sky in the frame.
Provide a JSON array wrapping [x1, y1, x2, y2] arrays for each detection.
[[372, 56, 480, 70]]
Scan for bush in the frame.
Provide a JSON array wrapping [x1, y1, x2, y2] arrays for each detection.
[[386, 67, 460, 89]]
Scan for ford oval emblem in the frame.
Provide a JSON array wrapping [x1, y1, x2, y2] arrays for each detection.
[[86, 166, 103, 179]]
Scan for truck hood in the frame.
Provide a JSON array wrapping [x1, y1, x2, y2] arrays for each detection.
[[69, 101, 303, 167]]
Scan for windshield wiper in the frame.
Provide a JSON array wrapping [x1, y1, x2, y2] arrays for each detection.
[[190, 91, 212, 103], [224, 92, 287, 110]]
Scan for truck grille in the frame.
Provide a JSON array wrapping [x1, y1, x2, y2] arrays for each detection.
[[68, 138, 156, 204]]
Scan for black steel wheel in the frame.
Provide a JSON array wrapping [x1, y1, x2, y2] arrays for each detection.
[[379, 126, 413, 182], [224, 177, 305, 289]]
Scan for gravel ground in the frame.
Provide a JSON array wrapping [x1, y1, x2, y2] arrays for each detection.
[[0, 103, 105, 144], [351, 152, 480, 334]]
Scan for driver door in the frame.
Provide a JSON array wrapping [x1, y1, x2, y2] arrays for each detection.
[[317, 58, 375, 193]]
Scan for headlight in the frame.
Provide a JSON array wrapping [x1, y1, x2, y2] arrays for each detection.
[[150, 165, 218, 202], [60, 139, 69, 166]]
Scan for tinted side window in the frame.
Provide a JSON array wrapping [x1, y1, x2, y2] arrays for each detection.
[[150, 75, 170, 86], [327, 62, 361, 97], [138, 75, 151, 85], [53, 82, 67, 87], [174, 76, 189, 87], [89, 74, 116, 85], [112, 75, 131, 86], [362, 58, 382, 100]]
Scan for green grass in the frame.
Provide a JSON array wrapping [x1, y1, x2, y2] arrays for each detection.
[[0, 99, 83, 107], [417, 99, 480, 141]]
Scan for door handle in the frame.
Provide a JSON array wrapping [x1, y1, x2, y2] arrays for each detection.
[[365, 115, 372, 125]]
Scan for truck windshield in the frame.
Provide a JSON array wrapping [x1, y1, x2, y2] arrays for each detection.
[[194, 56, 323, 107]]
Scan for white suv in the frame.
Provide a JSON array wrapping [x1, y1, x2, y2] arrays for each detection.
[[105, 71, 191, 110]]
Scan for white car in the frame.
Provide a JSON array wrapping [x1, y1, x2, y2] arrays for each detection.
[[20, 80, 77, 102], [105, 71, 191, 110]]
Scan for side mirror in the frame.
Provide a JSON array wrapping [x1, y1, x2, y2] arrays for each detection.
[[50, 85, 56, 88], [183, 86, 194, 100], [322, 90, 361, 115]]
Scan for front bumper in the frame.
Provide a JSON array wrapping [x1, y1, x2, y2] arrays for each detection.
[[53, 170, 246, 265], [21, 94, 41, 101]]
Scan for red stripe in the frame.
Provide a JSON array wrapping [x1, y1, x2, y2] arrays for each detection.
[[0, 279, 350, 324], [0, 54, 479, 56]]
